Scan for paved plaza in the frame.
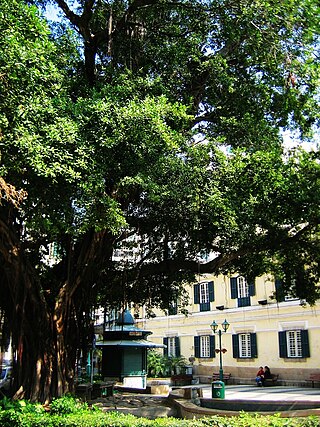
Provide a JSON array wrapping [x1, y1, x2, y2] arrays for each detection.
[[201, 384, 320, 402], [91, 384, 320, 419]]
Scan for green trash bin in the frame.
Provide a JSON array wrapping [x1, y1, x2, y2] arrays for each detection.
[[212, 380, 225, 399]]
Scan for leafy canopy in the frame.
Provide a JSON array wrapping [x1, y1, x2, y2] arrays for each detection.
[[0, 0, 319, 332]]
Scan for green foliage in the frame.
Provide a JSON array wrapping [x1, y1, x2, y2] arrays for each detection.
[[147, 351, 188, 377], [0, 397, 44, 414], [47, 0, 320, 145], [167, 356, 188, 376], [0, 0, 319, 402], [50, 395, 88, 415], [1, 0, 318, 301], [0, 399, 320, 426], [147, 351, 168, 378]]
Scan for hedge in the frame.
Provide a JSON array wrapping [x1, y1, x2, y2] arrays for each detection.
[[1, 410, 320, 427], [0, 396, 319, 427]]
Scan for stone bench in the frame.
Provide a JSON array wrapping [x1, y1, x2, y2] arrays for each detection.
[[307, 373, 320, 388], [263, 374, 279, 386]]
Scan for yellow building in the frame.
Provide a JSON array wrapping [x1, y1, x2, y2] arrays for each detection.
[[137, 274, 320, 386]]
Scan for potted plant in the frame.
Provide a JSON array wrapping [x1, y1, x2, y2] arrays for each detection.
[[168, 356, 192, 386]]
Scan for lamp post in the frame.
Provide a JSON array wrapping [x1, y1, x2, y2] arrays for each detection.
[[210, 319, 230, 382]]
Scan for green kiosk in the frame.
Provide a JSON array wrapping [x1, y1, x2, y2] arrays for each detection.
[[97, 310, 164, 389]]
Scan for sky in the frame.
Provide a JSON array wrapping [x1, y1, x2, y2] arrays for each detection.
[[282, 129, 319, 152], [44, 4, 61, 21]]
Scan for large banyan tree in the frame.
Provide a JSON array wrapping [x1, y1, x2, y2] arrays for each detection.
[[0, 0, 319, 401]]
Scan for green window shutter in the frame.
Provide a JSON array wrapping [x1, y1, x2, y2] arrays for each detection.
[[250, 333, 257, 358], [175, 336, 181, 357], [168, 301, 177, 315], [194, 336, 200, 358], [208, 281, 214, 302], [163, 337, 168, 356], [209, 335, 215, 358], [200, 302, 210, 312], [275, 279, 285, 302], [238, 296, 251, 307], [301, 330, 310, 358], [232, 334, 239, 358], [278, 331, 287, 358], [249, 280, 256, 296], [230, 278, 238, 299], [194, 284, 200, 304]]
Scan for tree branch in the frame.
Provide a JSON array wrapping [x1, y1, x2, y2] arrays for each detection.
[[122, 222, 318, 279], [54, 0, 81, 27]]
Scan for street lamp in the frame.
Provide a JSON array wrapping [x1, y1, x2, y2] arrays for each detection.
[[210, 319, 230, 382]]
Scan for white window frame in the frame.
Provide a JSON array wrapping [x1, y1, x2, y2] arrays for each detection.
[[237, 276, 249, 298], [200, 335, 210, 358], [286, 330, 302, 358], [239, 333, 251, 358], [200, 282, 209, 304], [167, 337, 176, 357]]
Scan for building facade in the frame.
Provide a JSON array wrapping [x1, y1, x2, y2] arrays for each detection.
[[136, 274, 320, 386]]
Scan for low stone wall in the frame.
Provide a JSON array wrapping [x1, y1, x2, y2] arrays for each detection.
[[170, 396, 320, 419], [147, 379, 171, 395], [150, 384, 170, 395], [192, 365, 320, 387]]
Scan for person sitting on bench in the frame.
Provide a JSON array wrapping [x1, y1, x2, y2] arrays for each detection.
[[262, 366, 272, 385], [255, 366, 264, 386]]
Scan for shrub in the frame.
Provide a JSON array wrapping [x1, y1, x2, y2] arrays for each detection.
[[0, 396, 44, 414], [0, 409, 23, 427], [50, 395, 88, 415], [1, 398, 320, 426], [147, 351, 189, 377]]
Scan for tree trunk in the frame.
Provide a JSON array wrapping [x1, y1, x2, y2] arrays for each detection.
[[84, 42, 97, 86], [0, 210, 115, 401], [0, 214, 75, 400], [0, 218, 55, 401]]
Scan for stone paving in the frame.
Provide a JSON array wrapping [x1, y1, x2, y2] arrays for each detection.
[[91, 392, 178, 419], [89, 385, 320, 419], [202, 384, 320, 402]]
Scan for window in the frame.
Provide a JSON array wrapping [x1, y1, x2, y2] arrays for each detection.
[[239, 333, 251, 357], [168, 300, 178, 315], [238, 277, 249, 298], [200, 283, 209, 304], [194, 335, 215, 358], [163, 337, 180, 357], [200, 336, 210, 357], [279, 330, 310, 358], [275, 279, 300, 302], [232, 333, 257, 358], [230, 276, 255, 307], [287, 331, 302, 357], [194, 281, 214, 311], [168, 337, 176, 357]]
